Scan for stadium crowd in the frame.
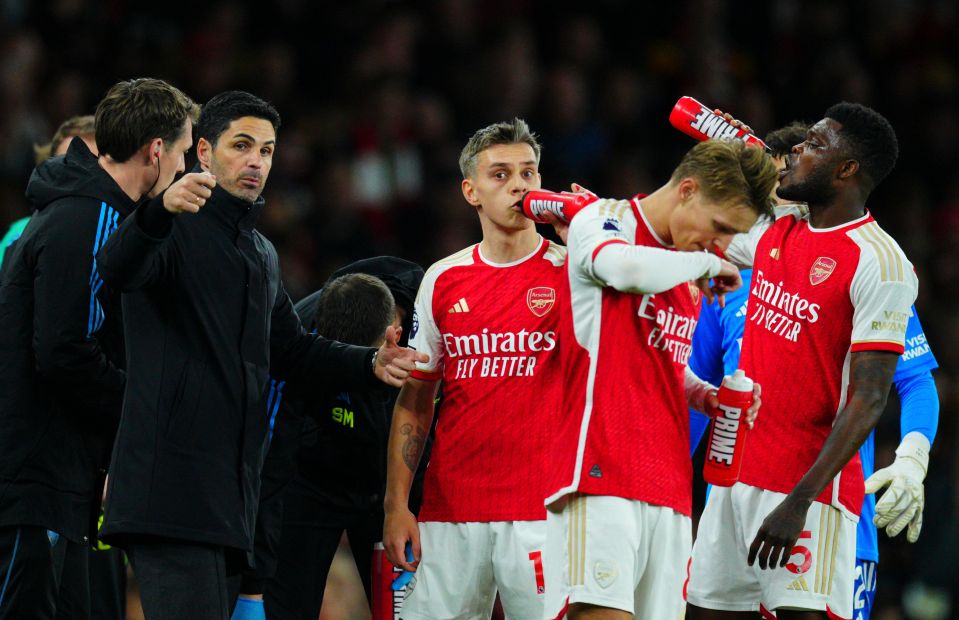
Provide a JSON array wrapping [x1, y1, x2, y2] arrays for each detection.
[[0, 1, 956, 619]]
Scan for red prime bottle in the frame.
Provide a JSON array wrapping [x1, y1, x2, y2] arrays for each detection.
[[372, 543, 406, 620], [702, 370, 754, 486], [518, 189, 595, 224], [669, 96, 767, 149]]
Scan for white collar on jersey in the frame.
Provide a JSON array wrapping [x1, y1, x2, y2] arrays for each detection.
[[476, 235, 545, 267], [805, 209, 871, 233]]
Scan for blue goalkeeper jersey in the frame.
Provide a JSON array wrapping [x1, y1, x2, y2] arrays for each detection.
[[688, 269, 939, 562]]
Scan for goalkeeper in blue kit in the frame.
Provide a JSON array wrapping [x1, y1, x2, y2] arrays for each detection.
[[688, 124, 940, 620]]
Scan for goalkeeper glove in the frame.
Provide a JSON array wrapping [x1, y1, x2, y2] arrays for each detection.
[[864, 431, 930, 543]]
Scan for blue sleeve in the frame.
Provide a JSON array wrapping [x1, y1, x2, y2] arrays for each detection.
[[689, 297, 724, 455], [895, 307, 939, 376], [893, 307, 939, 444], [894, 371, 938, 445], [689, 296, 725, 387], [689, 410, 711, 456]]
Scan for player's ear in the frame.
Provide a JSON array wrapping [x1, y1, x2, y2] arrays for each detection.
[[462, 178, 481, 207], [678, 177, 699, 203], [196, 137, 213, 170], [837, 158, 859, 181]]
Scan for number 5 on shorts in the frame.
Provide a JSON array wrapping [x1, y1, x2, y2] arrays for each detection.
[[786, 530, 812, 574]]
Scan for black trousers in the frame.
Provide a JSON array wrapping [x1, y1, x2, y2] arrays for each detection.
[[127, 537, 240, 620], [87, 547, 125, 620], [0, 525, 90, 620], [264, 508, 380, 620]]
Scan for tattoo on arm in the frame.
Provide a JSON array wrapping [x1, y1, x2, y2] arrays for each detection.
[[400, 423, 426, 473]]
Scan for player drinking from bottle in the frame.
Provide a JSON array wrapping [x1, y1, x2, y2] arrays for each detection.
[[543, 138, 776, 620], [383, 118, 569, 619], [686, 103, 919, 620], [687, 122, 939, 620]]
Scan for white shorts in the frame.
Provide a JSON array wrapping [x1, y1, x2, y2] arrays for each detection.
[[400, 520, 546, 620], [542, 494, 692, 620], [687, 483, 856, 619]]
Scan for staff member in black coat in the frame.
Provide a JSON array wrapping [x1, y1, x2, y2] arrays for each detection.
[[96, 91, 427, 620], [0, 78, 198, 619]]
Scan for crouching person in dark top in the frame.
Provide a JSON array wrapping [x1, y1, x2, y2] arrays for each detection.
[[235, 257, 434, 620]]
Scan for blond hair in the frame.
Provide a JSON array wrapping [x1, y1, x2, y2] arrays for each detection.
[[459, 118, 541, 179], [671, 139, 777, 217], [33, 115, 96, 164]]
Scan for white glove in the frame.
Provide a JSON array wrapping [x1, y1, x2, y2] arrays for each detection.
[[864, 432, 930, 543]]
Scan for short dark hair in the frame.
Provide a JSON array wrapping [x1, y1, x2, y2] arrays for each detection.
[[764, 122, 809, 158], [314, 273, 396, 347], [825, 102, 899, 191], [196, 91, 281, 147], [95, 78, 199, 163]]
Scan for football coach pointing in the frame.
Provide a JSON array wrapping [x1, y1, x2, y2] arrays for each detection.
[[96, 91, 427, 620]]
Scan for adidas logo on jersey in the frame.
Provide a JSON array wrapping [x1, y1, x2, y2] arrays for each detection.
[[448, 298, 470, 313], [786, 575, 811, 592]]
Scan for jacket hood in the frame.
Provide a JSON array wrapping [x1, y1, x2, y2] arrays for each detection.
[[294, 257, 425, 345], [25, 137, 136, 215], [329, 256, 424, 318]]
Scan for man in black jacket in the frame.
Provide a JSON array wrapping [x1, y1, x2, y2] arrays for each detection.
[[96, 91, 427, 620], [0, 78, 198, 619]]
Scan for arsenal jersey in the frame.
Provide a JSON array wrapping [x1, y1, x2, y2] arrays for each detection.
[[738, 211, 918, 516], [547, 198, 703, 516], [409, 237, 567, 522]]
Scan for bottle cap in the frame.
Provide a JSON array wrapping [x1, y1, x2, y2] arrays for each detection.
[[723, 369, 754, 392]]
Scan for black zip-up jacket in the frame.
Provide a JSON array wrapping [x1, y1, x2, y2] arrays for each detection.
[[97, 180, 376, 563], [0, 138, 133, 543]]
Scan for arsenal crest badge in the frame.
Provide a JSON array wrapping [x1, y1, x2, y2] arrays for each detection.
[[809, 256, 836, 285], [687, 281, 701, 304], [527, 287, 556, 317]]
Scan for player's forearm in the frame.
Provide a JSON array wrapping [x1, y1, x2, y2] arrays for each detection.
[[895, 370, 939, 444], [593, 243, 720, 294], [384, 382, 436, 513], [789, 351, 898, 503], [684, 366, 717, 413]]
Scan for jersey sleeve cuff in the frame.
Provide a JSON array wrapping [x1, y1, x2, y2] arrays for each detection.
[[590, 238, 629, 263], [411, 368, 441, 381], [851, 340, 905, 354]]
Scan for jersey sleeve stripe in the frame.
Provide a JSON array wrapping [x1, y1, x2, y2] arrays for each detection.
[[858, 224, 890, 282], [613, 201, 630, 221], [874, 225, 905, 281], [859, 223, 904, 282], [544, 241, 568, 266], [851, 340, 906, 354], [411, 368, 442, 381], [424, 245, 475, 276], [590, 239, 629, 263]]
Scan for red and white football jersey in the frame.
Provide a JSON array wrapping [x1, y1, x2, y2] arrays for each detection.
[[547, 198, 702, 516], [738, 211, 918, 516], [409, 237, 567, 522]]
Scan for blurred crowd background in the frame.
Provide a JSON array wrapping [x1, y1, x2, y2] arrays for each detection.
[[1, 0, 956, 618]]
